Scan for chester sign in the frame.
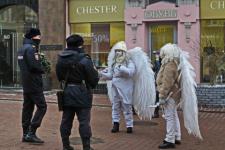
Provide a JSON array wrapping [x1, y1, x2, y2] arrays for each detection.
[[69, 0, 124, 23]]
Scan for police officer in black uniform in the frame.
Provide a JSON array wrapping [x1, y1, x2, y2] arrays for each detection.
[[56, 34, 99, 150], [18, 28, 47, 143]]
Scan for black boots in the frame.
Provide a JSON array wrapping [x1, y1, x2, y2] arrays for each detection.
[[22, 127, 28, 142], [82, 137, 94, 150], [62, 137, 74, 150], [63, 146, 74, 150], [127, 127, 133, 133], [175, 140, 181, 145], [111, 122, 133, 133], [23, 127, 44, 144], [111, 122, 119, 133], [158, 140, 175, 149]]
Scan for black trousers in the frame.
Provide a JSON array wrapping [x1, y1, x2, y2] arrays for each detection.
[[60, 107, 92, 139], [154, 91, 159, 114], [22, 92, 47, 134]]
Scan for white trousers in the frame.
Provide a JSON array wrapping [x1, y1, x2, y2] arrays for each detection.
[[163, 98, 181, 143], [112, 100, 133, 128]]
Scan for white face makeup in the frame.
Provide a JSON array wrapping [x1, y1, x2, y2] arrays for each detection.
[[115, 49, 126, 63], [115, 50, 124, 57]]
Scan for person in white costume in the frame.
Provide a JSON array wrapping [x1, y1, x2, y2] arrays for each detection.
[[100, 41, 157, 134], [100, 41, 135, 133], [157, 43, 203, 149]]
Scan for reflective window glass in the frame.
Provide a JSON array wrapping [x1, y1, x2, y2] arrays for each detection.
[[0, 5, 38, 87], [200, 20, 225, 83], [71, 22, 125, 68]]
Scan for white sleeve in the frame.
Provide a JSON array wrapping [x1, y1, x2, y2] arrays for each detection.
[[100, 68, 113, 80], [119, 60, 135, 78]]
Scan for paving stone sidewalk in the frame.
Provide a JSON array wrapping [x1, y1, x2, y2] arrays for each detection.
[[0, 91, 225, 150]]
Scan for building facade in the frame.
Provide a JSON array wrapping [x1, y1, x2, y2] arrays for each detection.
[[0, 0, 66, 89], [0, 0, 225, 90], [125, 0, 201, 82]]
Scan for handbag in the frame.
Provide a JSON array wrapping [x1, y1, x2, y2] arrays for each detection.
[[56, 71, 70, 111]]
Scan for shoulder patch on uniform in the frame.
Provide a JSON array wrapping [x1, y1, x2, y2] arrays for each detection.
[[17, 56, 23, 60], [34, 53, 39, 60]]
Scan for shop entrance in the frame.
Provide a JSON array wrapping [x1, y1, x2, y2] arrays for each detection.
[[0, 30, 18, 87], [149, 23, 177, 61], [0, 5, 38, 88]]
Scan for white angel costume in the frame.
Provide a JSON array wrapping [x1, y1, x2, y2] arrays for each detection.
[[101, 41, 135, 129], [100, 41, 156, 132], [157, 43, 202, 148]]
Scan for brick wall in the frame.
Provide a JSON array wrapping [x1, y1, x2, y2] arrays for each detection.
[[197, 85, 225, 107]]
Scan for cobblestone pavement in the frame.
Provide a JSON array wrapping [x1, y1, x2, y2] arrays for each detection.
[[0, 91, 225, 150]]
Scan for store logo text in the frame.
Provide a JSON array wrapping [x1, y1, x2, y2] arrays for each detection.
[[210, 0, 225, 9], [144, 9, 177, 19], [76, 5, 118, 15]]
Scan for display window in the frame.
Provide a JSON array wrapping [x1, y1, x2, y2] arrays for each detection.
[[200, 20, 225, 83], [149, 23, 177, 62], [71, 22, 125, 68]]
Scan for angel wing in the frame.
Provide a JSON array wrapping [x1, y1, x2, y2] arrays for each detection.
[[105, 44, 117, 103], [128, 47, 156, 120], [178, 50, 203, 140]]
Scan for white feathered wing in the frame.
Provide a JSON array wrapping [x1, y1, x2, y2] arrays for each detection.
[[105, 44, 116, 103], [128, 47, 156, 120], [178, 51, 203, 140]]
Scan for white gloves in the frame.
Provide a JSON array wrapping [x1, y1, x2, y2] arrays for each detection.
[[118, 65, 129, 75]]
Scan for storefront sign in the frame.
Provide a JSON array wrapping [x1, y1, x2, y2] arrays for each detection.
[[210, 0, 225, 9], [144, 9, 177, 19], [76, 5, 118, 15], [40, 45, 63, 51], [69, 0, 124, 23], [201, 0, 225, 19]]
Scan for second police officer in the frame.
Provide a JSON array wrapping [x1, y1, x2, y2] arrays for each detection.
[[56, 34, 99, 150]]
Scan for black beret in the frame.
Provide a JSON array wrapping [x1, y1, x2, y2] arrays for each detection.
[[25, 28, 41, 39], [66, 34, 84, 48]]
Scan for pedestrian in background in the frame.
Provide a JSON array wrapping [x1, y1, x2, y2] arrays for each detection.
[[152, 51, 161, 118], [17, 28, 47, 144], [56, 34, 99, 150]]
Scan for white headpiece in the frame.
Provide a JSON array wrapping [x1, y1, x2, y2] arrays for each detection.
[[160, 43, 181, 65], [160, 43, 181, 58], [112, 41, 127, 52]]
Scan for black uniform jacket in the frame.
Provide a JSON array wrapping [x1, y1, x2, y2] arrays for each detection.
[[18, 38, 44, 93], [56, 47, 99, 108]]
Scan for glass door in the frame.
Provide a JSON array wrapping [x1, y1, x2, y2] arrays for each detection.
[[149, 23, 177, 61], [0, 5, 38, 88], [0, 30, 23, 87]]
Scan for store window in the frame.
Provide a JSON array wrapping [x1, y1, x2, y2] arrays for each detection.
[[201, 20, 225, 83], [0, 5, 38, 87], [149, 24, 177, 61], [71, 22, 125, 68]]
